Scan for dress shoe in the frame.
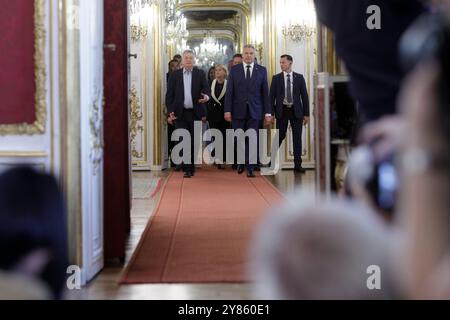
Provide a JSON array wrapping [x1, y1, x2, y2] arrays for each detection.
[[294, 166, 306, 174], [184, 171, 192, 178], [247, 170, 256, 178], [237, 165, 245, 174], [175, 165, 182, 172], [254, 165, 261, 172], [217, 164, 225, 170], [231, 164, 238, 171]]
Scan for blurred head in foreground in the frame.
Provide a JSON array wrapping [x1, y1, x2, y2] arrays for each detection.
[[0, 167, 68, 299], [251, 195, 399, 300]]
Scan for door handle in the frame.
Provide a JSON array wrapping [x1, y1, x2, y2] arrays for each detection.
[[104, 43, 116, 52], [129, 53, 138, 59]]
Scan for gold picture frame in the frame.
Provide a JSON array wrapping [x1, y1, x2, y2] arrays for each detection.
[[0, 0, 46, 136]]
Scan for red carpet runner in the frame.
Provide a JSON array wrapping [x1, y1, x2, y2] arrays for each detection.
[[120, 167, 284, 284]]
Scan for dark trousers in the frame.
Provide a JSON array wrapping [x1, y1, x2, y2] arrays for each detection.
[[232, 118, 260, 171], [175, 109, 196, 173], [277, 107, 303, 167], [209, 120, 228, 163]]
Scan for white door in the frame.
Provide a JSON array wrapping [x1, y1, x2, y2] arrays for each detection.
[[79, 0, 104, 283]]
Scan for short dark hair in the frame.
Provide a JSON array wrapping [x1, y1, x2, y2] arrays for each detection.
[[0, 167, 68, 299], [173, 54, 182, 60], [281, 54, 294, 62], [168, 59, 178, 67], [233, 53, 243, 59]]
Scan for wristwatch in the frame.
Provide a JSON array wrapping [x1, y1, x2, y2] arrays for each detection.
[[397, 147, 450, 174]]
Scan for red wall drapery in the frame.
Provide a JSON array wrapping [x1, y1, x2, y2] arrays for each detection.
[[0, 0, 37, 125], [103, 0, 131, 261]]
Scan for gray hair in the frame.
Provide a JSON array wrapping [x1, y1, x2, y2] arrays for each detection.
[[250, 194, 398, 300], [183, 49, 196, 57], [243, 44, 256, 51]]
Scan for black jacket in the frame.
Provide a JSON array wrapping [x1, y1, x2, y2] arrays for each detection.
[[207, 80, 227, 123], [166, 68, 211, 120], [270, 72, 310, 119]]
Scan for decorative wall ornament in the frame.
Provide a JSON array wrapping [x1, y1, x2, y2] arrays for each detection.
[[282, 23, 315, 43], [130, 0, 157, 42], [89, 88, 104, 175], [129, 85, 144, 159], [131, 25, 148, 42], [0, 0, 47, 136]]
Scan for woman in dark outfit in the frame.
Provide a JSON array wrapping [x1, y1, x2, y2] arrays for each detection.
[[207, 64, 229, 169]]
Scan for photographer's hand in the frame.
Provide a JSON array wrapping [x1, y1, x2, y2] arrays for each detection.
[[359, 115, 406, 162]]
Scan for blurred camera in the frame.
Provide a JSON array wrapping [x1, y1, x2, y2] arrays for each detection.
[[346, 146, 398, 214], [345, 13, 450, 214]]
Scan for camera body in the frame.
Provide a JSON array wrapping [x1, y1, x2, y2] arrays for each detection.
[[346, 146, 398, 214]]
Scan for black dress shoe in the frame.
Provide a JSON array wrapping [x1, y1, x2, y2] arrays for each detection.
[[254, 165, 261, 172], [247, 170, 256, 178], [175, 165, 182, 172], [237, 165, 245, 174], [217, 164, 225, 170], [231, 164, 238, 170], [294, 167, 306, 174], [184, 171, 192, 178]]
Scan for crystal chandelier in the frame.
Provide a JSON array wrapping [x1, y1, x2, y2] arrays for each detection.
[[190, 32, 228, 69], [129, 0, 157, 42], [165, 0, 189, 45]]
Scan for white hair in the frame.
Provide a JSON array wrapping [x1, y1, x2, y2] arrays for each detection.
[[250, 193, 398, 300]]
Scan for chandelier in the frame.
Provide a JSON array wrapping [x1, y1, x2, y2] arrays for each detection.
[[165, 0, 189, 45], [129, 0, 157, 42], [191, 32, 228, 69], [281, 0, 316, 43]]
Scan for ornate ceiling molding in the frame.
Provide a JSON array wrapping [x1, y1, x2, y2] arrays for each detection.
[[178, 1, 251, 18]]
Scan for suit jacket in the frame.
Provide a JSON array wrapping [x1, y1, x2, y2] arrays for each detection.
[[224, 63, 270, 120], [166, 68, 211, 120], [270, 72, 310, 120], [207, 80, 227, 123]]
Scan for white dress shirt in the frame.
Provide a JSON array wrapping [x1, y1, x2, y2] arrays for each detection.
[[183, 68, 194, 109]]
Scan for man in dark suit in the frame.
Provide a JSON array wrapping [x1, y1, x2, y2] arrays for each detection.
[[225, 45, 272, 178], [270, 55, 310, 173], [166, 50, 211, 178]]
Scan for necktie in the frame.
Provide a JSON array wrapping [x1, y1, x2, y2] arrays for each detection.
[[286, 74, 293, 104], [246, 65, 251, 81]]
